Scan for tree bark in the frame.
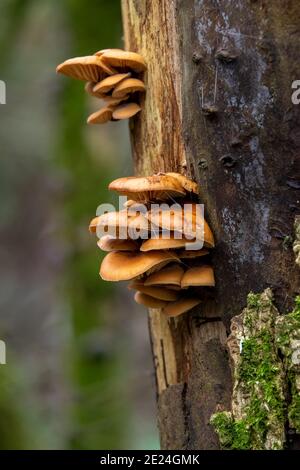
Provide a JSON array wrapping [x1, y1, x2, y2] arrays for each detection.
[[121, 0, 300, 450]]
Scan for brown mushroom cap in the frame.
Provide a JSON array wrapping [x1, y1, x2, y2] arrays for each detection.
[[102, 96, 129, 106], [85, 81, 106, 98], [56, 56, 115, 82], [87, 107, 113, 125], [112, 78, 146, 98], [177, 248, 210, 258], [165, 173, 198, 195], [93, 73, 131, 95], [129, 282, 180, 301], [140, 233, 200, 252], [94, 48, 124, 57], [108, 175, 186, 202], [100, 50, 147, 72], [100, 251, 180, 281], [93, 210, 150, 239], [112, 102, 141, 120], [134, 292, 168, 308], [144, 264, 184, 288], [89, 216, 100, 233], [181, 265, 215, 288], [163, 297, 201, 317], [146, 204, 215, 247], [97, 235, 139, 252]]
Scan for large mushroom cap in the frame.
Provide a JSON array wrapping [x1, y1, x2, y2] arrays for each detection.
[[165, 173, 198, 195], [87, 106, 113, 125], [181, 265, 215, 288], [112, 78, 145, 98], [100, 251, 179, 281], [97, 235, 139, 252], [129, 282, 180, 301], [144, 263, 184, 288], [93, 73, 131, 95], [56, 56, 115, 82], [112, 103, 141, 120], [100, 50, 147, 73], [163, 297, 201, 317], [146, 203, 215, 247], [108, 175, 186, 202], [134, 292, 168, 308]]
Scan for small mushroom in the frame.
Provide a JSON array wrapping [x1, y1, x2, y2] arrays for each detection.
[[92, 210, 149, 239], [102, 96, 129, 106], [87, 106, 114, 125], [100, 251, 180, 281], [85, 81, 107, 99], [112, 78, 146, 98], [100, 49, 147, 73], [128, 282, 180, 301], [108, 175, 186, 202], [93, 73, 131, 95], [97, 235, 139, 252], [112, 103, 141, 120], [56, 56, 116, 82], [181, 265, 215, 288], [163, 297, 201, 317], [144, 264, 184, 289], [134, 292, 168, 308]]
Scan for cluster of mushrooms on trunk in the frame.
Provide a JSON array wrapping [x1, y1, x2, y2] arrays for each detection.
[[57, 50, 215, 317], [56, 49, 146, 124], [89, 173, 215, 317]]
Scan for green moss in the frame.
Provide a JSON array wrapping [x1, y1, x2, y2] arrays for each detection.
[[211, 290, 285, 450], [276, 296, 300, 432]]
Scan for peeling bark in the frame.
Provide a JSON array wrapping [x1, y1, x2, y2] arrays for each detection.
[[121, 0, 300, 449]]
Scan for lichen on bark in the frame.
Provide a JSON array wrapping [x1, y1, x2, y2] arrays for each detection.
[[293, 216, 300, 268], [211, 289, 286, 449]]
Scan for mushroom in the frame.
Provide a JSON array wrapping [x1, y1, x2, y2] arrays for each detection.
[[89, 216, 100, 233], [181, 265, 215, 288], [85, 81, 106, 99], [99, 50, 147, 73], [102, 96, 129, 107], [100, 251, 180, 281], [112, 78, 146, 98], [134, 292, 168, 309], [165, 173, 198, 195], [144, 264, 184, 289], [87, 106, 114, 125], [93, 73, 131, 95], [97, 235, 139, 252], [56, 56, 116, 82], [177, 248, 209, 258], [91, 210, 149, 239], [140, 233, 198, 252], [112, 103, 141, 120], [128, 282, 180, 301], [163, 297, 201, 317], [108, 175, 186, 202], [146, 203, 215, 247]]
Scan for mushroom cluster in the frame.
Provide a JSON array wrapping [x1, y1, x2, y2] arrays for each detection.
[[89, 173, 216, 317], [56, 49, 146, 124]]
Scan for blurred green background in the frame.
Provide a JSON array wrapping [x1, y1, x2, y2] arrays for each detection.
[[0, 0, 158, 449]]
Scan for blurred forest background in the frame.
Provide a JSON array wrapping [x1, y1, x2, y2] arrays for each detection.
[[0, 0, 158, 449]]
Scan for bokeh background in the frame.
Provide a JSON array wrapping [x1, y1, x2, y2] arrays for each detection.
[[0, 0, 158, 449]]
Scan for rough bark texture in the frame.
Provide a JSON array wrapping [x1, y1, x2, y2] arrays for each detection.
[[121, 0, 300, 449]]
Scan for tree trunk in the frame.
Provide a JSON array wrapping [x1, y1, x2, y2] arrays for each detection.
[[121, 0, 300, 450]]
